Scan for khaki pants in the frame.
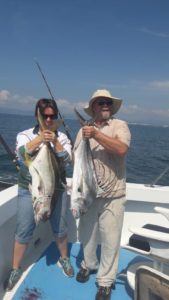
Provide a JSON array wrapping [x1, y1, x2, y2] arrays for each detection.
[[79, 196, 125, 287]]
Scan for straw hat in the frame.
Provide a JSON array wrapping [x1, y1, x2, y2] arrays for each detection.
[[84, 89, 122, 116]]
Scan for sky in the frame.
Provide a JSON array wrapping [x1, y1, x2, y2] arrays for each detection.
[[0, 0, 169, 125]]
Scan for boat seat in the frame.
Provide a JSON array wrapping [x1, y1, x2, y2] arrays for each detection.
[[123, 206, 169, 261], [122, 207, 169, 289], [134, 265, 169, 300], [129, 223, 169, 253]]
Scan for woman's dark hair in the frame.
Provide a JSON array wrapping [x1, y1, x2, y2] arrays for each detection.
[[35, 98, 58, 118]]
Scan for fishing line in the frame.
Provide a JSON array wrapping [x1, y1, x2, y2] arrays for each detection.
[[34, 59, 74, 147]]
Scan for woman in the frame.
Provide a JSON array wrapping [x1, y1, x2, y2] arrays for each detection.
[[4, 98, 74, 291]]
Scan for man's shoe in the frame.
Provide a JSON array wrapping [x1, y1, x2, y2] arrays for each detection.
[[76, 266, 90, 283], [57, 257, 74, 277], [4, 268, 22, 291], [95, 286, 112, 300]]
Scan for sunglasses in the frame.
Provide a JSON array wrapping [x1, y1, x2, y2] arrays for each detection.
[[97, 99, 113, 106], [42, 114, 57, 120]]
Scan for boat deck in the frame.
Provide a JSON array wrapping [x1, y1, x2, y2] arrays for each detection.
[[8, 242, 139, 300]]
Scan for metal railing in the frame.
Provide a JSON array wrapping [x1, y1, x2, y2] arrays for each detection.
[[148, 165, 169, 187]]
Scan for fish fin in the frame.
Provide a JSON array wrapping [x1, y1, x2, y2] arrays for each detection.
[[50, 119, 63, 131], [24, 152, 33, 167]]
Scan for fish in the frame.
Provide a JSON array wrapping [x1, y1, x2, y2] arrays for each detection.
[[28, 109, 63, 224], [71, 109, 103, 219]]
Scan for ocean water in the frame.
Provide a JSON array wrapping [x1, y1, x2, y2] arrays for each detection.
[[0, 113, 169, 186]]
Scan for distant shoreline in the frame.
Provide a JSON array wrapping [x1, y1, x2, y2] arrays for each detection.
[[0, 112, 168, 127]]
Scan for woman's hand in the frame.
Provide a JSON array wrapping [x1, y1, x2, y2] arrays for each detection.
[[41, 130, 64, 152], [40, 130, 57, 143]]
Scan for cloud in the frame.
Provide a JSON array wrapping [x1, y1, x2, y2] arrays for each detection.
[[0, 90, 10, 101], [121, 104, 141, 114], [117, 79, 169, 90], [152, 109, 169, 117], [0, 89, 169, 124], [0, 89, 87, 117], [139, 27, 169, 38], [43, 98, 89, 120], [120, 104, 169, 124], [0, 89, 37, 107], [122, 104, 169, 117], [94, 83, 127, 89], [149, 80, 169, 89]]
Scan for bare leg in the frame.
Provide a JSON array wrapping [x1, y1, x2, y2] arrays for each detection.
[[12, 240, 28, 269], [55, 235, 68, 258]]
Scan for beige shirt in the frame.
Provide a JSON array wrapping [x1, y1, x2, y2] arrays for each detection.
[[74, 118, 131, 199]]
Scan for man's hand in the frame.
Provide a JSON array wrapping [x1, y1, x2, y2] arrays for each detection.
[[82, 126, 96, 139]]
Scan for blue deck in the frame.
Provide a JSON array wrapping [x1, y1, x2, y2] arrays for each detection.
[[12, 243, 137, 300]]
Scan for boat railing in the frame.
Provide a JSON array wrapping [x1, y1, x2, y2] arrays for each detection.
[[148, 165, 169, 187], [0, 180, 14, 192]]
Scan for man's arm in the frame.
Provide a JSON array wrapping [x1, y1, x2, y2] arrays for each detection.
[[82, 126, 128, 157]]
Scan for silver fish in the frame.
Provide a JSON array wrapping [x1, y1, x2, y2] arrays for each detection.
[[71, 109, 103, 219], [28, 109, 63, 224]]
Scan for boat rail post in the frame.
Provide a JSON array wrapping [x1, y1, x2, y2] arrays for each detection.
[[148, 165, 169, 187]]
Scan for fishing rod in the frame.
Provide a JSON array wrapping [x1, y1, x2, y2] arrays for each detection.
[[0, 133, 20, 170], [34, 59, 74, 147]]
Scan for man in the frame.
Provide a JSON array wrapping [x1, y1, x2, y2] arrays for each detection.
[[73, 89, 131, 300]]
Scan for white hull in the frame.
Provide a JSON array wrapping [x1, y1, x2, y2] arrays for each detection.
[[0, 179, 169, 299]]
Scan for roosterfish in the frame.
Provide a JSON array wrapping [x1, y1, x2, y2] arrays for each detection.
[[26, 109, 63, 224], [71, 109, 104, 219]]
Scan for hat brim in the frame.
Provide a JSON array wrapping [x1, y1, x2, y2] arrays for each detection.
[[84, 96, 122, 117]]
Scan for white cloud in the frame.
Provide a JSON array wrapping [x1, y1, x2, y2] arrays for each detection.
[[149, 80, 169, 89], [152, 109, 169, 117], [121, 104, 143, 114], [95, 83, 127, 89], [56, 98, 75, 114], [122, 104, 169, 116], [57, 99, 87, 114], [16, 96, 37, 104], [0, 90, 85, 114], [74, 101, 87, 108], [0, 90, 10, 101], [0, 89, 37, 106], [120, 104, 169, 123], [0, 89, 169, 124], [139, 27, 169, 38]]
